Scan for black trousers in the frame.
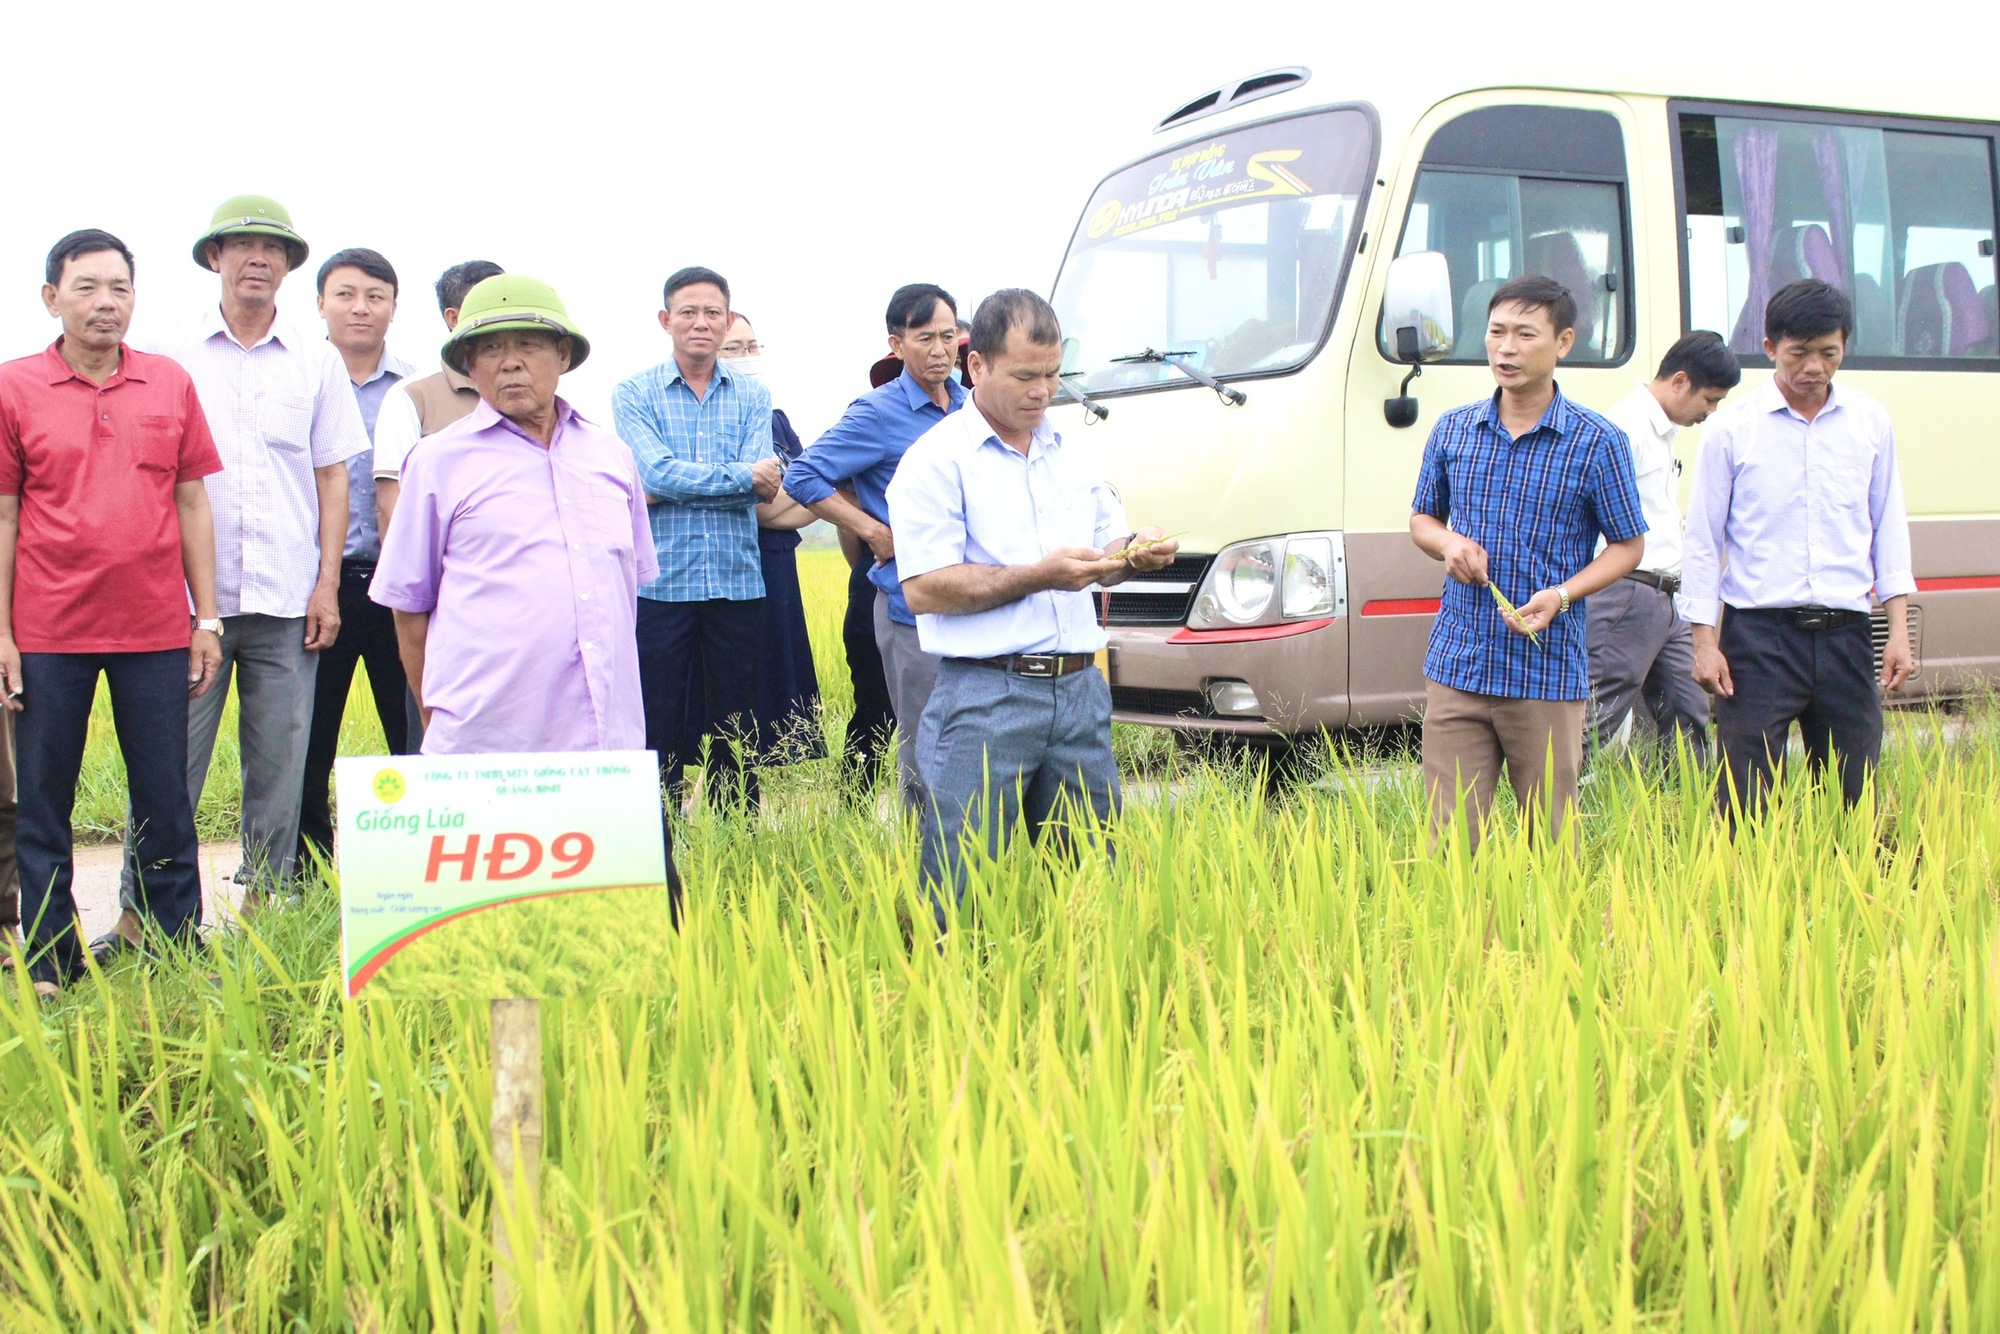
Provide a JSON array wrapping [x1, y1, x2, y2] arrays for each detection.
[[841, 558, 895, 786], [17, 649, 202, 984], [298, 560, 412, 863], [637, 596, 765, 808], [1714, 607, 1882, 815]]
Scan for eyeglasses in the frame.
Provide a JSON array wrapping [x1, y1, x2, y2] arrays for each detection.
[[720, 340, 764, 356]]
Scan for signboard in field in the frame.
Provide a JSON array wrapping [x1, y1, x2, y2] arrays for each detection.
[[336, 751, 671, 998]]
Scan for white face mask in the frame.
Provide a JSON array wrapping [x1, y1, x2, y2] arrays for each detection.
[[721, 355, 765, 380]]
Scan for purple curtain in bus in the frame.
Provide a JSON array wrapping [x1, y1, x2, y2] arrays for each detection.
[[1732, 125, 1779, 352], [1813, 129, 1852, 287]]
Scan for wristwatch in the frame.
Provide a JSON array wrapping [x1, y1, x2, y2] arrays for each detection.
[[1555, 586, 1572, 616], [196, 618, 224, 636]]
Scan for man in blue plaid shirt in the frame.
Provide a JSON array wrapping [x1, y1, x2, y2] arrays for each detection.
[[1409, 275, 1647, 849], [613, 266, 783, 810]]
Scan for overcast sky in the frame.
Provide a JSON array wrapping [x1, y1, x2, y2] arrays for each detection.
[[4, 1, 1994, 441]]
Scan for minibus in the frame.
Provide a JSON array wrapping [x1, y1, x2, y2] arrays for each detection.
[[1048, 66, 2000, 738]]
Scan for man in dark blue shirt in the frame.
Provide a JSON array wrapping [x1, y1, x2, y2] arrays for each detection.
[[784, 283, 966, 805], [1409, 275, 1647, 850]]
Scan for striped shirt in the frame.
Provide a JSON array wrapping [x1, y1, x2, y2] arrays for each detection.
[[1411, 387, 1646, 700], [610, 356, 773, 602], [150, 305, 370, 618]]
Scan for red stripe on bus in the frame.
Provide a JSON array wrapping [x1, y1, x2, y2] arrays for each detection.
[[1915, 576, 2000, 592], [1165, 617, 1335, 645], [1359, 598, 1442, 617]]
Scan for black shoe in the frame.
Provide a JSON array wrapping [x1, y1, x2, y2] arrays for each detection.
[[88, 908, 145, 964]]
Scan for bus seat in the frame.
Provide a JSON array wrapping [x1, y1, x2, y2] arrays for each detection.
[[1851, 273, 1892, 354], [1899, 262, 1990, 357], [1455, 278, 1500, 358], [1770, 224, 1840, 288], [1523, 232, 1597, 349]]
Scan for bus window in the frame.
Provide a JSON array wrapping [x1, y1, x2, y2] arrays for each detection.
[[1051, 106, 1377, 397], [1679, 110, 1998, 362], [1379, 104, 1632, 366]]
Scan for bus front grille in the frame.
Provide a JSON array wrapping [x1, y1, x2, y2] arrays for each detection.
[[1098, 555, 1212, 626]]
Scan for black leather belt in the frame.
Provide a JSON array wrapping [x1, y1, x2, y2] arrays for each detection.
[[958, 653, 1096, 679], [1739, 605, 1870, 631], [1625, 569, 1680, 596], [341, 557, 378, 576]]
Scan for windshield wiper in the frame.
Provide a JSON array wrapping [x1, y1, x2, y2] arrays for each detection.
[[1109, 348, 1247, 406], [1058, 373, 1110, 422]]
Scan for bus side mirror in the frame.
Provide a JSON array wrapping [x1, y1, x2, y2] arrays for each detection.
[[1381, 251, 1453, 429]]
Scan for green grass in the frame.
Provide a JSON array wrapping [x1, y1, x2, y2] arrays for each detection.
[[7, 551, 1997, 1329]]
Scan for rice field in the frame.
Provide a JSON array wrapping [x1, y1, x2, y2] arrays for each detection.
[[5, 550, 1997, 1329]]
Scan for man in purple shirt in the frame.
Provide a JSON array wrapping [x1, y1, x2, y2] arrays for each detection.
[[371, 275, 681, 903]]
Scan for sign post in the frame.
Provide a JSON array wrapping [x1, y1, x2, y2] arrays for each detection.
[[335, 750, 673, 1328]]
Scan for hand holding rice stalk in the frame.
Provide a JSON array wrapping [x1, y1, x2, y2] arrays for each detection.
[[1487, 579, 1542, 646], [1106, 531, 1186, 563]]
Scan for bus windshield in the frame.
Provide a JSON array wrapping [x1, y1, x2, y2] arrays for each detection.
[[1051, 106, 1376, 396]]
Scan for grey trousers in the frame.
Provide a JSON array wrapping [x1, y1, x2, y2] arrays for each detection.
[[916, 658, 1120, 917], [873, 592, 941, 807], [121, 614, 318, 904], [1586, 577, 1710, 759]]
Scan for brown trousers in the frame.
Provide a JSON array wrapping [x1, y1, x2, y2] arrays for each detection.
[[1421, 680, 1586, 849]]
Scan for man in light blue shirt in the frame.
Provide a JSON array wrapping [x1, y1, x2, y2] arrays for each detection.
[[786, 282, 966, 804], [889, 290, 1177, 916], [1681, 279, 1915, 815], [299, 247, 419, 866], [612, 266, 783, 808]]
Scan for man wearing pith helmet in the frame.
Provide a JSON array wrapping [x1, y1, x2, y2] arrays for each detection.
[[370, 276, 683, 907], [104, 195, 370, 941]]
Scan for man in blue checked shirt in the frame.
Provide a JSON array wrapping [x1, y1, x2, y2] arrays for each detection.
[[612, 266, 783, 810], [1409, 275, 1647, 850], [784, 282, 966, 807]]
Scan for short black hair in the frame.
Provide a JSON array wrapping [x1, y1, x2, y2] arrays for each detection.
[[45, 229, 135, 287], [1655, 331, 1740, 390], [664, 266, 730, 308], [1487, 275, 1577, 335], [316, 247, 398, 297], [1765, 278, 1853, 346], [436, 260, 503, 317], [969, 289, 1061, 359], [886, 283, 957, 335]]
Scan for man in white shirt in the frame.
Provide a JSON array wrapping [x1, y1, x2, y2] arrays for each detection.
[[1681, 280, 1915, 816], [888, 290, 1177, 921], [106, 196, 369, 937], [1588, 332, 1739, 761]]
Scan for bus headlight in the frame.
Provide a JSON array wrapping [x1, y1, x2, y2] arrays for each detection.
[[1187, 532, 1347, 630], [1282, 537, 1336, 618], [1194, 540, 1279, 625]]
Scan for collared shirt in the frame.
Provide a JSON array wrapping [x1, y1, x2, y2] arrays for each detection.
[[787, 368, 967, 625], [370, 397, 659, 755], [1679, 379, 1914, 626], [888, 397, 1128, 659], [0, 342, 224, 653], [341, 349, 418, 561], [1411, 386, 1647, 701], [1599, 382, 1684, 576], [610, 356, 773, 602], [371, 363, 483, 480], [151, 305, 370, 618]]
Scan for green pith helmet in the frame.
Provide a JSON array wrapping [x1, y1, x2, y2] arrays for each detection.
[[191, 194, 310, 272], [441, 275, 590, 373]]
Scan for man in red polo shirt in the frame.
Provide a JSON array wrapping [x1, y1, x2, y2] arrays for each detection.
[[0, 229, 226, 997]]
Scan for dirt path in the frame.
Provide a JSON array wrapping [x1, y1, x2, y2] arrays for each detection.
[[63, 843, 248, 940]]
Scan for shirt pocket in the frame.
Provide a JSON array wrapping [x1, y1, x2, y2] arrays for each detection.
[[132, 414, 182, 473], [1819, 449, 1875, 523], [258, 391, 313, 453]]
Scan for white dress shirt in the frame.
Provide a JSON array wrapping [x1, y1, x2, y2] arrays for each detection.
[[888, 399, 1128, 659], [1678, 379, 1915, 626], [152, 305, 370, 619], [1600, 383, 1684, 576], [369, 379, 423, 480]]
